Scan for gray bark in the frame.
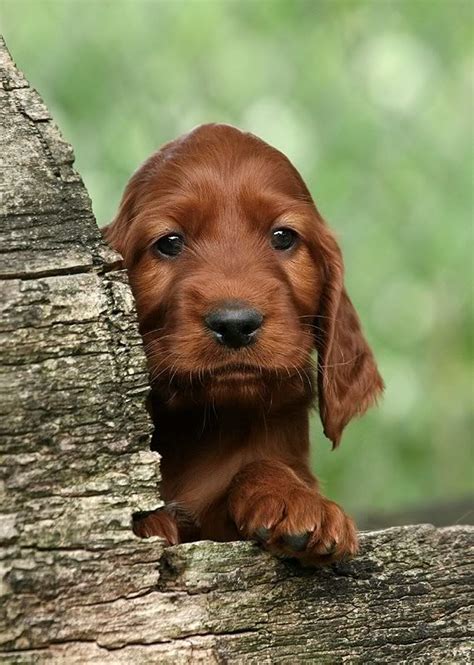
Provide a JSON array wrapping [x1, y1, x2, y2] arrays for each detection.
[[0, 37, 472, 664]]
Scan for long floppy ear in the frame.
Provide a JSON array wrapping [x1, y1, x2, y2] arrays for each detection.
[[100, 223, 124, 270], [315, 228, 383, 448], [101, 168, 144, 264]]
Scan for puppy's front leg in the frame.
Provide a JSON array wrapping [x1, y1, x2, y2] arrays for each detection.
[[132, 507, 181, 544], [133, 505, 199, 545], [228, 459, 358, 565]]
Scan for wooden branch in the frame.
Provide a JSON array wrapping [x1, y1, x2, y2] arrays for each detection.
[[0, 37, 472, 663]]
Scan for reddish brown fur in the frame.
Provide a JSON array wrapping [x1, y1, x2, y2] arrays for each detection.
[[104, 123, 383, 565]]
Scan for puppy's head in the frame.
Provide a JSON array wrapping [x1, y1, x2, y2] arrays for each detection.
[[105, 124, 383, 445]]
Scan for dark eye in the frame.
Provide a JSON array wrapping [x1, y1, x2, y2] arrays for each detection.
[[153, 233, 184, 258], [270, 227, 298, 251]]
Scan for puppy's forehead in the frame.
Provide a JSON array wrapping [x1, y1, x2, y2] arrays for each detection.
[[141, 125, 314, 234], [157, 126, 310, 198]]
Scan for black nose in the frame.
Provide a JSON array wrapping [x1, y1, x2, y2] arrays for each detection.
[[204, 303, 263, 349]]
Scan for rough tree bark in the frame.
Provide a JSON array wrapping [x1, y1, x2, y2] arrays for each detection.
[[0, 37, 472, 664]]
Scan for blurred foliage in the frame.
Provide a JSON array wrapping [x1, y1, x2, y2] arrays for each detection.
[[1, 0, 472, 520]]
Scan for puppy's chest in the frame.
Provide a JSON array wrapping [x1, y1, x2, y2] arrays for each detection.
[[154, 409, 307, 516], [160, 444, 252, 514]]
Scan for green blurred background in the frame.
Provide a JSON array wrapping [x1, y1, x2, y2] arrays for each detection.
[[1, 0, 472, 525]]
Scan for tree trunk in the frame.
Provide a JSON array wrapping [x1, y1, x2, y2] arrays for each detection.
[[0, 37, 472, 664]]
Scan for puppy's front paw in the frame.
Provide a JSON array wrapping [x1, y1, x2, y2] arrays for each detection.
[[229, 486, 358, 565], [132, 508, 180, 545]]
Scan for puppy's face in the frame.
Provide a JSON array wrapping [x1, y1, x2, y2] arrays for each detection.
[[106, 124, 382, 443]]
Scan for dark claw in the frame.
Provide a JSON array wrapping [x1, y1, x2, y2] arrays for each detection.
[[324, 539, 337, 554], [255, 526, 271, 542], [328, 540, 337, 554], [283, 532, 311, 552]]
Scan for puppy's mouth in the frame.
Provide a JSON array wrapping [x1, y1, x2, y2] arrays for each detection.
[[211, 363, 262, 375], [150, 359, 315, 408], [206, 363, 264, 382]]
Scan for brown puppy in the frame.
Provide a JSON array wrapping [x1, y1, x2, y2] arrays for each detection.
[[105, 123, 383, 565]]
